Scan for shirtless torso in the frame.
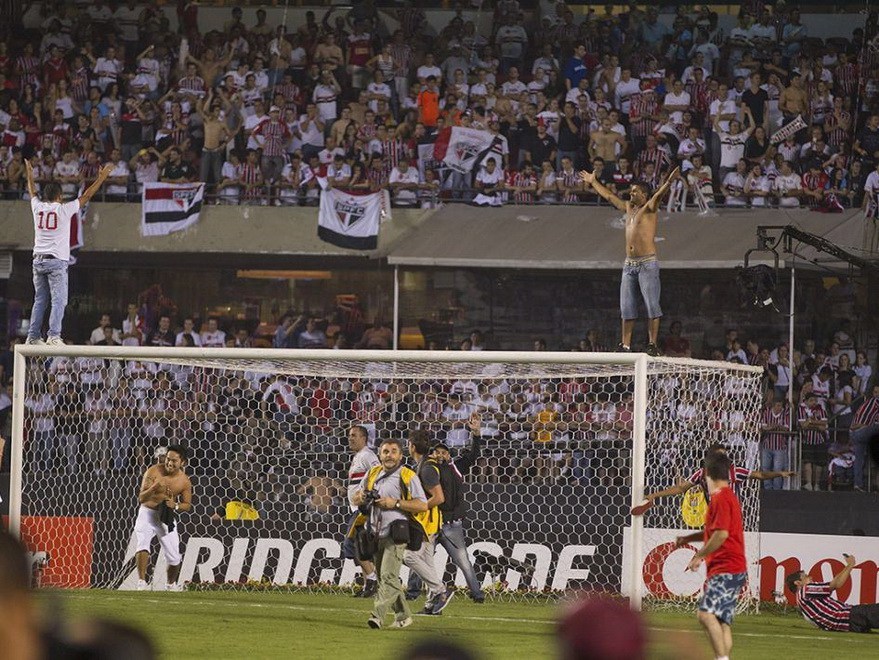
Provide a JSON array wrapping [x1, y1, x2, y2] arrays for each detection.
[[139, 462, 192, 510], [624, 202, 658, 258], [590, 129, 622, 162], [203, 118, 230, 150]]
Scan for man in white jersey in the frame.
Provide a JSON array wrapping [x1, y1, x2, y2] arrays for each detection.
[[343, 425, 380, 597], [24, 159, 112, 345]]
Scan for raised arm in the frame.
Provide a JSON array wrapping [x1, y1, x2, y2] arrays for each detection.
[[645, 166, 681, 212], [580, 170, 627, 211], [24, 159, 37, 198], [645, 478, 696, 502], [78, 164, 114, 206], [828, 554, 856, 591]]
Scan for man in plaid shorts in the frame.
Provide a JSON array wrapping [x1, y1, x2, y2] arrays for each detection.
[[675, 452, 747, 660]]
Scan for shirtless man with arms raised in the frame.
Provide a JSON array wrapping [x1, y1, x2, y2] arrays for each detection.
[[134, 444, 193, 591], [580, 167, 680, 355]]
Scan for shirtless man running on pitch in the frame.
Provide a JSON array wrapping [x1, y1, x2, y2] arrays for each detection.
[[580, 167, 679, 355], [134, 444, 192, 591]]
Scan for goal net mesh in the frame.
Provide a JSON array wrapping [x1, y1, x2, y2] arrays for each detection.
[[13, 351, 763, 610]]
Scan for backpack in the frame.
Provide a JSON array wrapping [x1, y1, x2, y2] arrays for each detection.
[[436, 461, 465, 520]]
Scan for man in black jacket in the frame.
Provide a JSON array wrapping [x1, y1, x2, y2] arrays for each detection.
[[428, 413, 486, 603]]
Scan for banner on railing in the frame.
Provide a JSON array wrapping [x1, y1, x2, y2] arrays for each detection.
[[140, 182, 205, 237], [317, 183, 384, 250]]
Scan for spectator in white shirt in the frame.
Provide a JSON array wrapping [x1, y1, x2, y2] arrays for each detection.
[[689, 31, 720, 74], [715, 110, 754, 180], [773, 160, 803, 208], [104, 148, 131, 199], [89, 314, 120, 345], [121, 303, 142, 346], [389, 160, 421, 206], [744, 164, 772, 207], [416, 53, 442, 88], [681, 53, 711, 84], [327, 154, 352, 187], [298, 317, 327, 348], [472, 158, 505, 206], [677, 127, 706, 162], [495, 15, 528, 71], [723, 159, 749, 207], [218, 151, 241, 204], [176, 318, 203, 347], [663, 79, 691, 124], [614, 68, 641, 115], [200, 318, 226, 347], [365, 71, 392, 114]]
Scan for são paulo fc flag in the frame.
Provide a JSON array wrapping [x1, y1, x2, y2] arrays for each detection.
[[140, 182, 205, 236], [317, 182, 384, 250], [433, 126, 497, 174]]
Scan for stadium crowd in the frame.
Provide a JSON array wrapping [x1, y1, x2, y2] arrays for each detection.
[[1, 308, 875, 494], [0, 2, 879, 209]]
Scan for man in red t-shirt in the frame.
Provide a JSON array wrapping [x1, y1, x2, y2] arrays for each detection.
[[675, 452, 747, 660]]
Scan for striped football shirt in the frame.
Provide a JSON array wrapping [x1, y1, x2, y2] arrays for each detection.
[[797, 582, 851, 632]]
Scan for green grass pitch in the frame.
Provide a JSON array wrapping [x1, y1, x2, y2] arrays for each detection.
[[42, 591, 879, 659]]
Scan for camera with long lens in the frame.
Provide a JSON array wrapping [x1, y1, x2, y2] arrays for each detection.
[[358, 489, 380, 514]]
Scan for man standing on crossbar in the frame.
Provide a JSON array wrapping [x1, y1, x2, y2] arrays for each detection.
[[580, 167, 679, 355]]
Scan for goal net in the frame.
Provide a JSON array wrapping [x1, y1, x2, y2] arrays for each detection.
[[9, 347, 764, 610]]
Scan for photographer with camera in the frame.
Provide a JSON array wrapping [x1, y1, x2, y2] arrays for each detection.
[[351, 438, 429, 630]]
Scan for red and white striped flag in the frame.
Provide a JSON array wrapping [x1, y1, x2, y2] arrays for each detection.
[[140, 182, 205, 236]]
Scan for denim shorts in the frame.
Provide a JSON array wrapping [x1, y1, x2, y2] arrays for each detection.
[[699, 572, 747, 626], [620, 255, 662, 320]]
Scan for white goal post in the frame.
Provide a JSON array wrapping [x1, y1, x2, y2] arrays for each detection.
[[9, 346, 764, 610]]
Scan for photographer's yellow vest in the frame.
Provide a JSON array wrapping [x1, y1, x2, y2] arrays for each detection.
[[347, 464, 440, 537]]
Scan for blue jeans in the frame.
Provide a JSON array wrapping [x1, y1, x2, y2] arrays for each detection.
[[852, 424, 879, 489], [28, 257, 69, 340], [620, 256, 662, 320], [407, 520, 484, 600], [438, 520, 483, 598], [761, 447, 788, 490]]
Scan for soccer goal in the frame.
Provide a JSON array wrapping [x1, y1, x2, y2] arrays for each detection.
[[9, 346, 764, 610]]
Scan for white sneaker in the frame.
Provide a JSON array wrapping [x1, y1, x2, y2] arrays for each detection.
[[25, 337, 45, 345], [166, 582, 183, 592], [390, 617, 413, 629], [45, 336, 65, 346], [136, 580, 149, 591], [803, 483, 813, 491]]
